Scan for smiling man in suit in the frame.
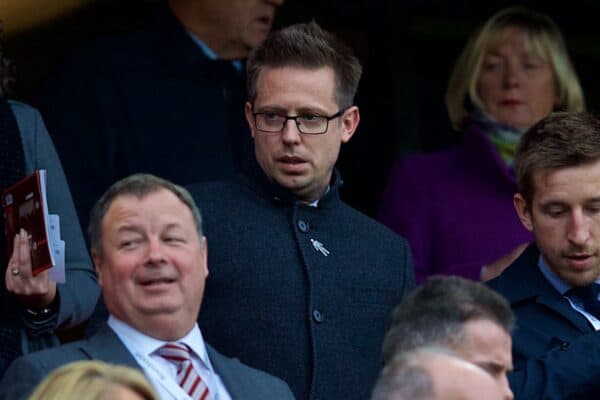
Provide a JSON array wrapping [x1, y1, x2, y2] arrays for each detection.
[[0, 173, 294, 400]]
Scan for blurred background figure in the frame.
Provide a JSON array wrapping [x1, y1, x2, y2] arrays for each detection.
[[382, 276, 514, 400], [28, 360, 158, 400], [371, 347, 504, 400], [379, 6, 585, 283], [33, 0, 284, 236], [0, 22, 99, 378]]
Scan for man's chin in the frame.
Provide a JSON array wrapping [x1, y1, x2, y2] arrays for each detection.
[[273, 174, 307, 191], [137, 300, 182, 316], [560, 269, 600, 287]]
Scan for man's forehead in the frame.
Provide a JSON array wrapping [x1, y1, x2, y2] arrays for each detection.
[[532, 162, 600, 200], [458, 319, 512, 365], [255, 65, 336, 88], [461, 319, 510, 343], [103, 190, 192, 227], [253, 66, 338, 110]]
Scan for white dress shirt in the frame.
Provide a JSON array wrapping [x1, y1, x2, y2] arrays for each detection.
[[108, 316, 232, 400]]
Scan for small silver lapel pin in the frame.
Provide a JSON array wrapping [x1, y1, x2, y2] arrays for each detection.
[[311, 238, 330, 257]]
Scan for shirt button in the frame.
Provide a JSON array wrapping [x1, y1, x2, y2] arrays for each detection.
[[297, 219, 309, 233], [312, 309, 323, 323]]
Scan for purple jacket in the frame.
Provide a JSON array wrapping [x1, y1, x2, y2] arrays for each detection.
[[379, 123, 532, 282]]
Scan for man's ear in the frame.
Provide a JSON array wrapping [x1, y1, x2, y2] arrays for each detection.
[[200, 236, 209, 278], [91, 248, 104, 287], [340, 106, 360, 143], [245, 102, 256, 139], [514, 193, 534, 232]]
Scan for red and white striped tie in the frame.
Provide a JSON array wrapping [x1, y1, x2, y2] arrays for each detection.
[[157, 343, 211, 400]]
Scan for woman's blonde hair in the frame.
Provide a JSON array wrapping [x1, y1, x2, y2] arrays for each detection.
[[446, 7, 585, 131], [28, 361, 158, 400]]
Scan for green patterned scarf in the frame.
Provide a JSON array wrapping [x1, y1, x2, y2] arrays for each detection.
[[472, 110, 525, 167]]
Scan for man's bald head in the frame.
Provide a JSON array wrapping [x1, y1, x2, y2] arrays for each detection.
[[371, 348, 503, 400]]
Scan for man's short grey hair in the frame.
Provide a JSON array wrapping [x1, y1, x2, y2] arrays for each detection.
[[382, 276, 514, 364], [88, 173, 203, 255]]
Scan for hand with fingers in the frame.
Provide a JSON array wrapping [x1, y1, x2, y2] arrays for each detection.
[[5, 228, 57, 310], [480, 242, 530, 282]]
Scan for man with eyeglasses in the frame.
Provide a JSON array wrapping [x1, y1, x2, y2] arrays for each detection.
[[187, 22, 415, 400]]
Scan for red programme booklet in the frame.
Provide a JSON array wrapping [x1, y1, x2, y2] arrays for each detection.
[[2, 170, 55, 276]]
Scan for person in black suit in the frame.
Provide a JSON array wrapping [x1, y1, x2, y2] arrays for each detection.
[[0, 173, 294, 400], [35, 0, 284, 235], [188, 21, 415, 400], [488, 112, 600, 399], [0, 30, 99, 378]]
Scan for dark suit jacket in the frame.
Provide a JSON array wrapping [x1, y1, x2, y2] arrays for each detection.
[[488, 244, 600, 400], [188, 166, 415, 400], [0, 324, 295, 400], [35, 4, 251, 234]]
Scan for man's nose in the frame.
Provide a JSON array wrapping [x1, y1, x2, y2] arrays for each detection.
[[567, 210, 591, 246], [500, 374, 514, 400], [280, 118, 301, 145], [146, 237, 166, 264]]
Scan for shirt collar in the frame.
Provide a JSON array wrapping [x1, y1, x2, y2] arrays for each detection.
[[538, 256, 571, 295], [108, 315, 212, 370], [307, 186, 330, 207], [538, 255, 600, 295], [186, 31, 242, 72]]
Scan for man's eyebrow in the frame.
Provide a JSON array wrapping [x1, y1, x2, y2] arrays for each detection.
[[253, 105, 287, 113], [476, 361, 512, 374], [295, 107, 329, 115], [115, 225, 143, 234], [163, 222, 185, 231], [254, 106, 330, 115], [539, 200, 567, 209]]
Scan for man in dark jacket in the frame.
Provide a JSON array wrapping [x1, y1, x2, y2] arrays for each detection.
[[188, 22, 415, 400], [35, 0, 284, 234], [488, 112, 600, 399]]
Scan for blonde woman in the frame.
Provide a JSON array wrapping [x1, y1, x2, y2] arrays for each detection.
[[379, 7, 584, 283], [28, 360, 157, 400]]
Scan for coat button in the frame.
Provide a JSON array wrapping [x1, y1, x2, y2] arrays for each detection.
[[312, 309, 323, 323], [560, 342, 570, 351], [297, 219, 309, 233]]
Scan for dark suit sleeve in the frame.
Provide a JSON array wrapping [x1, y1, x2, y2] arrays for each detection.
[[509, 331, 600, 400], [17, 103, 100, 334], [400, 237, 416, 295], [0, 355, 50, 400], [34, 46, 123, 234], [208, 346, 296, 400]]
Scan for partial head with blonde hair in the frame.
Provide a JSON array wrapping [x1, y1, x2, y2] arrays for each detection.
[[446, 7, 584, 131], [28, 360, 158, 400]]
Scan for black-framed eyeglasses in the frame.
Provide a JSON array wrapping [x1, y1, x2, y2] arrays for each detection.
[[252, 107, 349, 135]]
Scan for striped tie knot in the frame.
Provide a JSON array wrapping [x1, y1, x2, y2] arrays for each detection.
[[157, 343, 211, 400]]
